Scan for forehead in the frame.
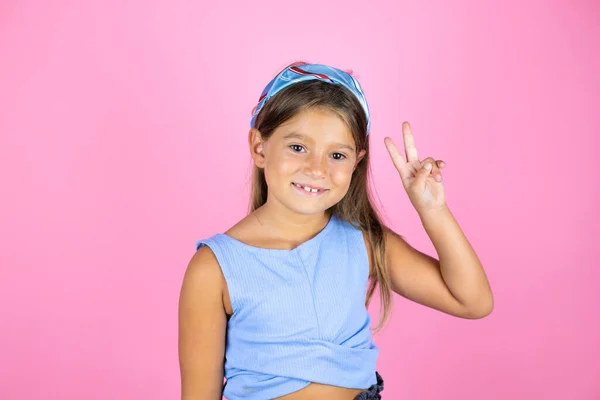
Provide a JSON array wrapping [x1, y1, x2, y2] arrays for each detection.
[[274, 108, 355, 144]]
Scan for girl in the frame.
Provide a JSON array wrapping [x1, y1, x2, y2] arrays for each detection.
[[178, 62, 493, 400]]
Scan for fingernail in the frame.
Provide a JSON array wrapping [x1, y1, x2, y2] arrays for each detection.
[[425, 163, 432, 170]]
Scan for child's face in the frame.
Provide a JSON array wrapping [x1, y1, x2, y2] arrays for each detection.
[[252, 108, 366, 216]]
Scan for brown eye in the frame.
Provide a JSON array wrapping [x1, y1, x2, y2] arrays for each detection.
[[332, 153, 346, 160], [289, 145, 304, 152]]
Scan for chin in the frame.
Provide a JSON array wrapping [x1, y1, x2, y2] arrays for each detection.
[[284, 195, 342, 216], [279, 201, 325, 216]]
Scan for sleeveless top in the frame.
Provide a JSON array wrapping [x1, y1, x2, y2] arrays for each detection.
[[195, 214, 379, 400]]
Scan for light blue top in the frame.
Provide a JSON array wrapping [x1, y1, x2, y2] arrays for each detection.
[[195, 214, 379, 400]]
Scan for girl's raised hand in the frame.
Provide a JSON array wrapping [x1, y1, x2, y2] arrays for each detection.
[[384, 122, 447, 214]]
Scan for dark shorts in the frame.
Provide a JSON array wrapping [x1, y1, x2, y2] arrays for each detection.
[[354, 371, 384, 399]]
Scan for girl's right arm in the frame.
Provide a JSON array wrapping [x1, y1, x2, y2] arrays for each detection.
[[178, 246, 227, 400]]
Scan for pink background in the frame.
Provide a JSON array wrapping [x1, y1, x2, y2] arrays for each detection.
[[1, 0, 599, 399]]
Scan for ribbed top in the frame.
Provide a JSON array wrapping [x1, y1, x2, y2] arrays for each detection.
[[195, 214, 379, 400]]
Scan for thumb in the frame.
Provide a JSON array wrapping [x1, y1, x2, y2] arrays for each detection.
[[415, 162, 432, 189]]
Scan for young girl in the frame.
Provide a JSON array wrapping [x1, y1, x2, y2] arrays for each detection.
[[178, 62, 493, 400]]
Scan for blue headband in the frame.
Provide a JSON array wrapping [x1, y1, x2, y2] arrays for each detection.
[[250, 63, 371, 135]]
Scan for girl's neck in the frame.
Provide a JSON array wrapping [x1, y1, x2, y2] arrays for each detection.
[[254, 202, 331, 239]]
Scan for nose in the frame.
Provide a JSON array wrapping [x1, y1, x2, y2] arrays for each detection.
[[303, 153, 327, 179]]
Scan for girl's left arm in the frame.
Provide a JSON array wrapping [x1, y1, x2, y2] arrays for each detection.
[[382, 122, 493, 319]]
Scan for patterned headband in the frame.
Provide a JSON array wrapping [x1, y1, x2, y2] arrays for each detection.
[[250, 63, 371, 135]]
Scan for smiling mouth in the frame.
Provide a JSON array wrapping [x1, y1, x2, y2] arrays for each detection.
[[292, 182, 329, 194]]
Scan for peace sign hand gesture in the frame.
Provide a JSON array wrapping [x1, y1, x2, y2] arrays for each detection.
[[384, 122, 447, 215]]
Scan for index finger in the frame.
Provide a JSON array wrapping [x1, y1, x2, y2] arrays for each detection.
[[402, 122, 419, 162]]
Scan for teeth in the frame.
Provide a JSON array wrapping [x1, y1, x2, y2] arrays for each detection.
[[297, 184, 320, 193]]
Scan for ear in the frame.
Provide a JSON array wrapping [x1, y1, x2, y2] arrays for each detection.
[[354, 149, 367, 170], [249, 128, 266, 168]]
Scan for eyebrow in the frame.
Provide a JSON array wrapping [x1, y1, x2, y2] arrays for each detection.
[[282, 132, 356, 152]]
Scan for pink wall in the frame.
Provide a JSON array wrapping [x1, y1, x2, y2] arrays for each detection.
[[1, 0, 598, 399]]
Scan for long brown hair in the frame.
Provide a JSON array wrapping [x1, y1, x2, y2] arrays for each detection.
[[248, 61, 392, 332]]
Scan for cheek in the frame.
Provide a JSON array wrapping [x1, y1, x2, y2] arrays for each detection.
[[329, 163, 355, 186], [265, 153, 301, 179]]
